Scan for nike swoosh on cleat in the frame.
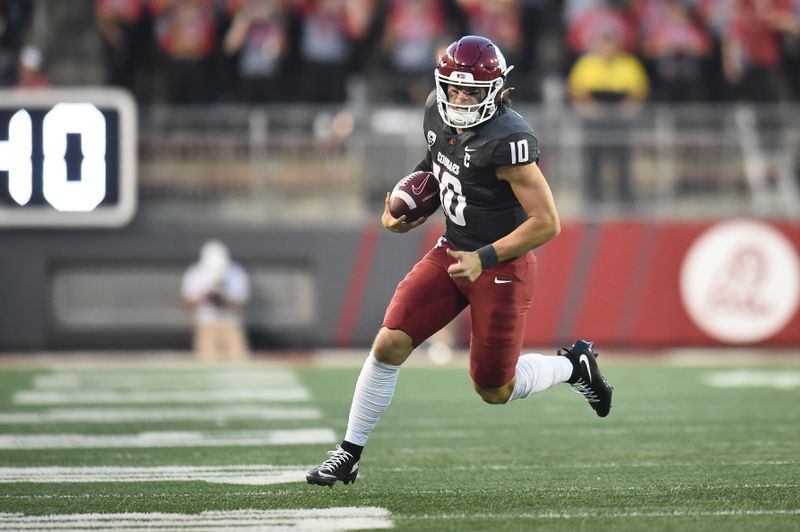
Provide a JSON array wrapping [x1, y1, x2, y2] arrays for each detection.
[[411, 174, 431, 195], [494, 277, 512, 284], [579, 354, 592, 383]]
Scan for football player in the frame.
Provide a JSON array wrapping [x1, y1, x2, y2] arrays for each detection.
[[307, 35, 613, 487]]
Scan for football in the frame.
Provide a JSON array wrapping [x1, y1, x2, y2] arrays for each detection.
[[389, 171, 440, 222]]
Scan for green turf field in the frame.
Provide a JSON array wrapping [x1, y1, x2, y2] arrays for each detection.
[[0, 356, 797, 531]]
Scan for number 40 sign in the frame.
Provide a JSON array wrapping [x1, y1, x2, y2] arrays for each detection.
[[0, 89, 137, 228]]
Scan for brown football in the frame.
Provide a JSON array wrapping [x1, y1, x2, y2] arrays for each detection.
[[389, 171, 440, 222]]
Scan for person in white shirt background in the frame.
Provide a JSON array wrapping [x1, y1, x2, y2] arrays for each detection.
[[181, 239, 251, 361]]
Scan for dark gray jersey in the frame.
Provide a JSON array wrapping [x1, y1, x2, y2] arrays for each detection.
[[421, 92, 541, 251]]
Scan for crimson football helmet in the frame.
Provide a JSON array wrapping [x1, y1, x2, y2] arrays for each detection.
[[435, 35, 514, 128]]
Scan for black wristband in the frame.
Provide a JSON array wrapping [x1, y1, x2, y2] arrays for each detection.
[[476, 245, 499, 270]]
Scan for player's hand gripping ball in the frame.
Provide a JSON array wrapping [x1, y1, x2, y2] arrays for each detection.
[[389, 171, 440, 222]]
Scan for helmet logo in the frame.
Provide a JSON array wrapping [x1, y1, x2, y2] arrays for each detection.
[[427, 130, 436, 145], [450, 72, 474, 81]]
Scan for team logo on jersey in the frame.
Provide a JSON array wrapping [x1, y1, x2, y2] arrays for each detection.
[[427, 130, 436, 145]]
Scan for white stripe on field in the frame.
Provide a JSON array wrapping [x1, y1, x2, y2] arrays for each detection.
[[0, 508, 393, 531], [1, 484, 797, 502], [0, 405, 321, 424], [706, 370, 800, 390], [0, 429, 336, 449], [0, 465, 315, 485], [13, 389, 310, 405], [405, 509, 800, 520], [33, 371, 301, 390], [376, 460, 796, 473]]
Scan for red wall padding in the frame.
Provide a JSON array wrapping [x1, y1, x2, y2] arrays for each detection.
[[522, 220, 800, 347]]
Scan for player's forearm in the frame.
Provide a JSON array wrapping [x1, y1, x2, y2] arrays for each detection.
[[492, 213, 560, 261]]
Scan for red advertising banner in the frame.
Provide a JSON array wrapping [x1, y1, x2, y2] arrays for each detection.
[[525, 219, 800, 347]]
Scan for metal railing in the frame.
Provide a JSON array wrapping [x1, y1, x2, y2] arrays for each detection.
[[136, 102, 800, 225]]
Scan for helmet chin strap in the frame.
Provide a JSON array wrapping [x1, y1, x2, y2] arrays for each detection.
[[444, 98, 497, 128], [446, 108, 480, 127]]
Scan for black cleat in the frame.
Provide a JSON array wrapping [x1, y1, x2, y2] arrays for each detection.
[[306, 445, 359, 487], [559, 340, 613, 417]]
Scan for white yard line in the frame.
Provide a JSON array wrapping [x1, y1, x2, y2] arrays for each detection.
[[2, 484, 796, 501], [13, 389, 311, 405], [0, 465, 315, 485], [0, 463, 789, 485], [0, 507, 796, 530], [0, 429, 336, 449], [0, 508, 393, 531], [0, 405, 321, 424], [32, 371, 301, 390]]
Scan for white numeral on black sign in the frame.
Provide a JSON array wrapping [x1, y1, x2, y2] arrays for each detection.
[[0, 110, 32, 205], [0, 103, 106, 212]]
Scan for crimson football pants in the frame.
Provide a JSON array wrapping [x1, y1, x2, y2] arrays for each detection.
[[383, 242, 536, 388]]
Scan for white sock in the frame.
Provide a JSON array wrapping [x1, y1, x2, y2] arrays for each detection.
[[507, 353, 574, 403], [344, 352, 400, 446]]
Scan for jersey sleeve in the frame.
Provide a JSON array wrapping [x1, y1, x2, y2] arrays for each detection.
[[491, 132, 540, 166], [418, 90, 439, 170], [413, 149, 432, 173], [424, 89, 437, 111], [422, 90, 438, 142]]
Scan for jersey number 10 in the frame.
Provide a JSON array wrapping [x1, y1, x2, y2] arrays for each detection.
[[509, 139, 529, 165], [431, 161, 467, 227], [431, 139, 530, 227]]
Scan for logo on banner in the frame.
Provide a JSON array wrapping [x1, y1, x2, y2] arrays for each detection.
[[680, 219, 800, 343]]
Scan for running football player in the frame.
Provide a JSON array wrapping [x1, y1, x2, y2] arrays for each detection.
[[307, 35, 613, 487]]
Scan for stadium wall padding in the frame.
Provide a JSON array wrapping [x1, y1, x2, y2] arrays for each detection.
[[0, 217, 798, 351]]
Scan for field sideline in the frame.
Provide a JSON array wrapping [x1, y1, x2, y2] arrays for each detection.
[[0, 350, 797, 531]]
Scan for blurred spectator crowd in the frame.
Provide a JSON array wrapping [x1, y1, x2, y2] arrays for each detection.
[[0, 0, 798, 104]]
